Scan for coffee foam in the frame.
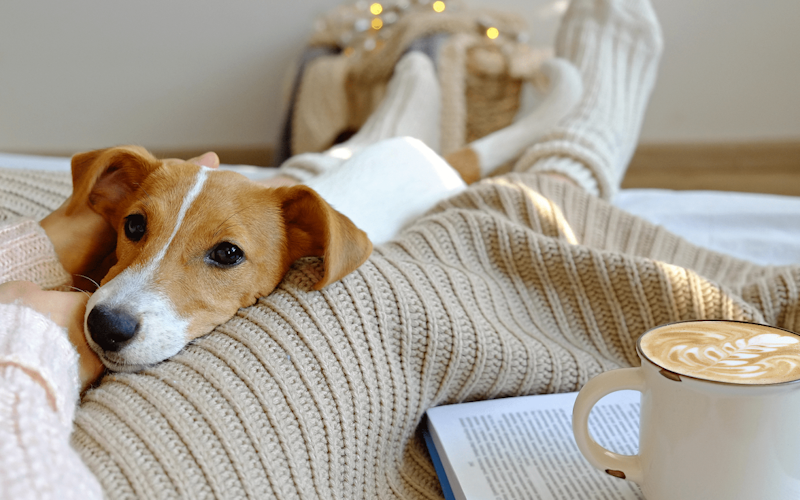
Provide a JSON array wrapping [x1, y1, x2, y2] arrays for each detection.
[[639, 321, 800, 384]]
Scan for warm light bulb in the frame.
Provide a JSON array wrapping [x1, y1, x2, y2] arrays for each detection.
[[486, 27, 499, 39], [433, 1, 445, 12], [371, 17, 384, 30], [370, 3, 383, 15]]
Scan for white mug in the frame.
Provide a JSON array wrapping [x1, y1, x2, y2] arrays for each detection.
[[572, 320, 800, 500]]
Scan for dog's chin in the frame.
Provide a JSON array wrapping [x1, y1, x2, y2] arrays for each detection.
[[97, 353, 154, 373], [86, 341, 169, 373], [92, 349, 158, 373]]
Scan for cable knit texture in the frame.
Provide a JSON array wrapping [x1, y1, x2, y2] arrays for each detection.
[[0, 219, 72, 291], [0, 216, 103, 499], [0, 166, 73, 290], [2, 163, 799, 500], [514, 0, 664, 199], [0, 305, 103, 500], [60, 172, 796, 499], [0, 166, 73, 221]]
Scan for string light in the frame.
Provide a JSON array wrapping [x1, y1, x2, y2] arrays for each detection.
[[328, 1, 528, 55]]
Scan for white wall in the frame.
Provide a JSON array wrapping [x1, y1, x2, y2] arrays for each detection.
[[1, 0, 798, 155], [0, 0, 335, 153], [643, 0, 800, 142]]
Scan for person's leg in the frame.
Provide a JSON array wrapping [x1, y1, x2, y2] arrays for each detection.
[[276, 51, 441, 185], [514, 0, 663, 200]]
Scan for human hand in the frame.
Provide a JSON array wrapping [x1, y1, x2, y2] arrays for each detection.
[[0, 281, 105, 391]]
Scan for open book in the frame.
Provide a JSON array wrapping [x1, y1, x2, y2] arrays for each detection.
[[423, 390, 643, 500]]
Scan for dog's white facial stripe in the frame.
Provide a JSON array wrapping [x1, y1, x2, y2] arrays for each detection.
[[150, 166, 211, 267], [85, 166, 211, 371]]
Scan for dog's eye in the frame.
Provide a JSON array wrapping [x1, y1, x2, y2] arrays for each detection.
[[208, 242, 245, 267], [124, 214, 146, 242]]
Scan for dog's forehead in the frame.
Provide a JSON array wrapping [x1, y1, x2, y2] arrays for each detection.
[[203, 169, 265, 196], [192, 170, 276, 213], [147, 161, 202, 187], [145, 167, 281, 240], [187, 171, 282, 231], [136, 162, 203, 209], [139, 164, 249, 210]]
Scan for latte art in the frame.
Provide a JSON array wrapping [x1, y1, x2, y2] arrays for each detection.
[[639, 321, 800, 384]]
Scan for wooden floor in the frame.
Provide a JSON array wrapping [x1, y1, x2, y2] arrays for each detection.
[[622, 142, 800, 196]]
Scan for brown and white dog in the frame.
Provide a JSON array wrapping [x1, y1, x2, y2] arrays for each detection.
[[71, 145, 372, 372], [71, 57, 582, 376]]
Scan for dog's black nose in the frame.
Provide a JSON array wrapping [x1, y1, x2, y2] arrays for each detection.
[[87, 305, 139, 352]]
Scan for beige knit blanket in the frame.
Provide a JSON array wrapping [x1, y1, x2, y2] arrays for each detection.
[[2, 167, 798, 499]]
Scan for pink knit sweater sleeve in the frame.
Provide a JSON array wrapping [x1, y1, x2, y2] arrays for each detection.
[[0, 219, 103, 500], [0, 218, 72, 290]]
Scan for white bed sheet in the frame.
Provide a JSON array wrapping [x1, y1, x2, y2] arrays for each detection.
[[613, 189, 800, 266], [2, 152, 798, 267]]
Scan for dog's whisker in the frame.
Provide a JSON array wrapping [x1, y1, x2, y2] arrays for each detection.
[[68, 285, 92, 298], [76, 273, 101, 289]]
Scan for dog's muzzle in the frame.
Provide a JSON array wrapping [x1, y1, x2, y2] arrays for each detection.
[[86, 305, 139, 352]]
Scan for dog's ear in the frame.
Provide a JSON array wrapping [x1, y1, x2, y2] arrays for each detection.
[[66, 145, 162, 227], [277, 185, 372, 290]]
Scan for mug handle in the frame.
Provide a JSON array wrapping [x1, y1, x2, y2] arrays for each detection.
[[572, 367, 646, 485]]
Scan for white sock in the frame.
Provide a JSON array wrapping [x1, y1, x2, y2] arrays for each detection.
[[514, 0, 663, 199], [279, 51, 441, 183]]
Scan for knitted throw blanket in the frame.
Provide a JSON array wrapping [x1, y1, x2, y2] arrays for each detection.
[[62, 175, 800, 498], [2, 167, 798, 499]]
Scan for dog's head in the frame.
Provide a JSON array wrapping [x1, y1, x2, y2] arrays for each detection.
[[74, 146, 372, 372]]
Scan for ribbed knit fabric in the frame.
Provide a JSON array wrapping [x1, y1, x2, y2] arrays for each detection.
[[1, 160, 798, 499], [0, 303, 80, 426], [514, 0, 663, 199], [0, 223, 103, 499], [0, 167, 73, 290], [55, 173, 796, 500], [0, 219, 72, 291], [0, 167, 73, 221]]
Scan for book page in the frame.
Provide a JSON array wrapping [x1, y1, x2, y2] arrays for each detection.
[[426, 391, 643, 500]]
